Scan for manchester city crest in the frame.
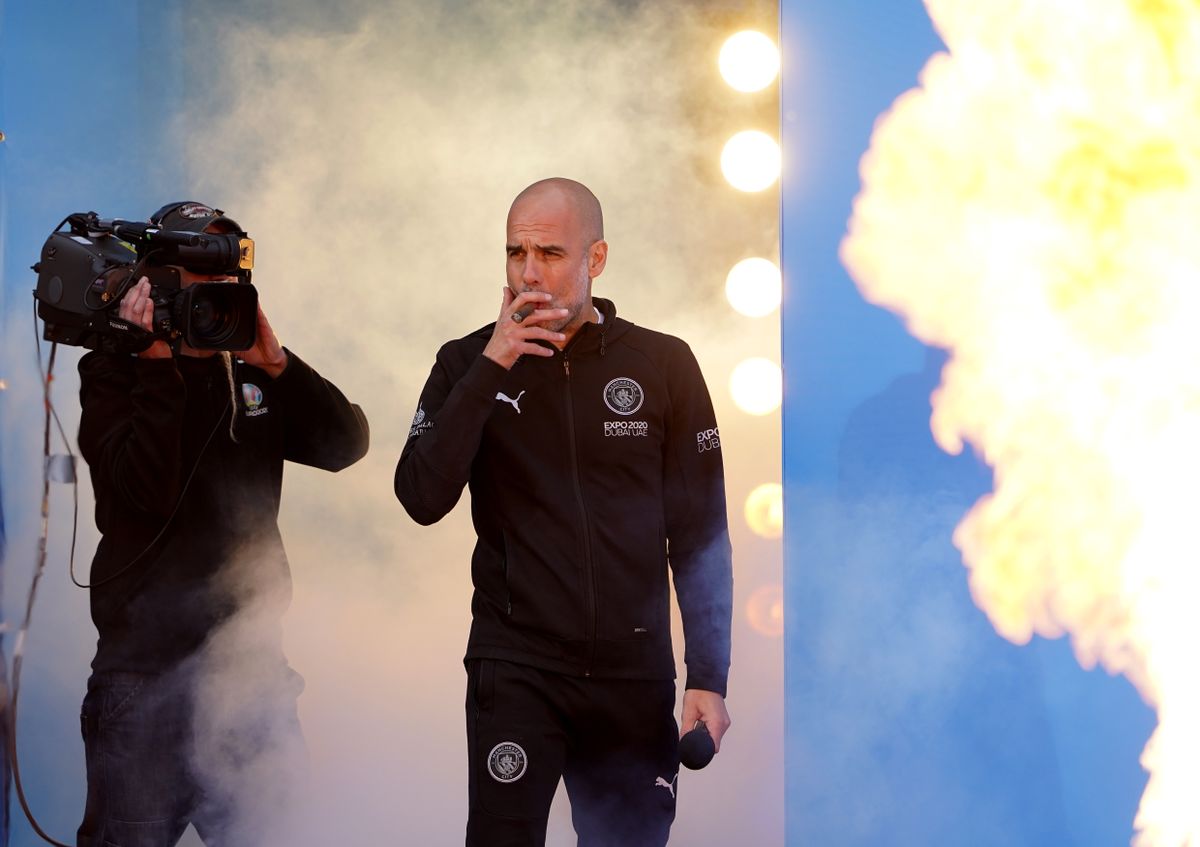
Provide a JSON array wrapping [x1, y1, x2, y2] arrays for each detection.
[[487, 741, 528, 783], [603, 377, 644, 416]]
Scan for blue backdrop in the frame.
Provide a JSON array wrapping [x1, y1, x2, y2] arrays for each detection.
[[781, 3, 1157, 846], [0, 2, 1164, 845], [1, 4, 188, 844]]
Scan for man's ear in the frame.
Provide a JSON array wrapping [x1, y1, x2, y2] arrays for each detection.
[[588, 240, 608, 278]]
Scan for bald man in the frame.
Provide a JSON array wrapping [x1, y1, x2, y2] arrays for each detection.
[[395, 178, 733, 846]]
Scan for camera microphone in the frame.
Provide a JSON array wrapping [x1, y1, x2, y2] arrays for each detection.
[[106, 219, 199, 246], [678, 720, 716, 770], [66, 215, 197, 248]]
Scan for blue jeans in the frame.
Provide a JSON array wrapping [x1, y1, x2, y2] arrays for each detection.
[[77, 664, 306, 847]]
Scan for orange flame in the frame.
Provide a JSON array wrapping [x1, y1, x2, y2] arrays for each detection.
[[841, 2, 1200, 844]]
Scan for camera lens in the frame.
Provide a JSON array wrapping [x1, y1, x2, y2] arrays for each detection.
[[191, 297, 227, 333], [181, 283, 258, 350]]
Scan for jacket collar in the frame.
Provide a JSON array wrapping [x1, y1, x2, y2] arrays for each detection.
[[561, 297, 630, 356]]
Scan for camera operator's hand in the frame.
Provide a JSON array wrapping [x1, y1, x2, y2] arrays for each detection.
[[119, 277, 171, 360], [238, 305, 288, 379], [482, 288, 567, 370]]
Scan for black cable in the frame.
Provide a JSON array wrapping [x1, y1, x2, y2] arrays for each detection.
[[6, 317, 72, 847], [81, 250, 159, 313], [36, 292, 227, 589], [33, 315, 80, 591], [69, 398, 227, 589], [8, 299, 228, 846], [6, 658, 69, 847]]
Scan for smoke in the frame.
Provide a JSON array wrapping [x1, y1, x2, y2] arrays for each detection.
[[186, 579, 308, 846], [151, 1, 782, 843], [842, 0, 1200, 844]]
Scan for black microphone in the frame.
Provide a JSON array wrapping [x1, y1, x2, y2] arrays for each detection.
[[678, 720, 716, 770], [104, 219, 197, 247]]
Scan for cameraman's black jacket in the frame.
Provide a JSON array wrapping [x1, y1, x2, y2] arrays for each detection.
[[79, 349, 369, 674], [395, 298, 732, 695]]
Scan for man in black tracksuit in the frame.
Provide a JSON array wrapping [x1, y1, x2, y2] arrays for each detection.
[[76, 202, 370, 847], [395, 178, 732, 846]]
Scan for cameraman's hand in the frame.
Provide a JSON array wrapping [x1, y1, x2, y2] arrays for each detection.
[[119, 277, 171, 360], [238, 305, 288, 379], [482, 288, 567, 370]]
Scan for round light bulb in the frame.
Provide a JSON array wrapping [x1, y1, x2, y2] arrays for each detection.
[[721, 130, 781, 192], [719, 30, 780, 93], [746, 584, 784, 638], [730, 357, 782, 416], [745, 482, 784, 539], [726, 257, 782, 317]]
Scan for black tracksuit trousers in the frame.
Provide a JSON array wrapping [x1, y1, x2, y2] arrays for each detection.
[[465, 659, 680, 846]]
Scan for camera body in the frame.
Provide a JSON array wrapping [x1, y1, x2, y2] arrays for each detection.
[[33, 211, 258, 354]]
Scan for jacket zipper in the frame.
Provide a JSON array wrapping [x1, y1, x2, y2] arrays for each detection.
[[504, 556, 512, 616], [563, 357, 598, 676]]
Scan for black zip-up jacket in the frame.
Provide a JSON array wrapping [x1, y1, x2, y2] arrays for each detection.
[[395, 298, 732, 695], [78, 348, 369, 674]]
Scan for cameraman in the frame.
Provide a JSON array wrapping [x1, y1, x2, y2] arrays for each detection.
[[75, 202, 369, 847]]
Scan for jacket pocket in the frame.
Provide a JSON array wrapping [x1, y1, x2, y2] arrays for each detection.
[[594, 518, 670, 642], [466, 659, 496, 714], [501, 524, 586, 641]]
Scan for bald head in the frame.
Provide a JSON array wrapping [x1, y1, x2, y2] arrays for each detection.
[[504, 177, 609, 344], [509, 178, 604, 246]]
